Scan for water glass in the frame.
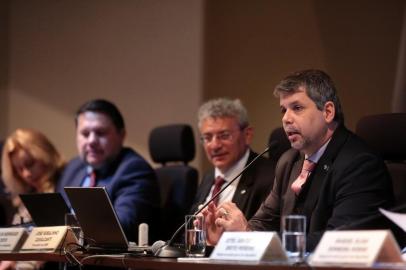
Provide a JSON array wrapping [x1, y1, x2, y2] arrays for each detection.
[[65, 213, 83, 245], [185, 215, 206, 257], [282, 215, 306, 262]]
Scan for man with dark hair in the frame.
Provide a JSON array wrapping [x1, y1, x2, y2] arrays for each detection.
[[57, 99, 160, 242], [202, 70, 394, 251]]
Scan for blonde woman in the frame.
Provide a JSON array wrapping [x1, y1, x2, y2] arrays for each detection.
[[0, 128, 64, 270]]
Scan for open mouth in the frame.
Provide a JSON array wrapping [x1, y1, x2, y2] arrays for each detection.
[[285, 130, 300, 141]]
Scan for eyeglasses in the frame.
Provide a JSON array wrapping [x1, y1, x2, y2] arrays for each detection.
[[200, 128, 243, 145]]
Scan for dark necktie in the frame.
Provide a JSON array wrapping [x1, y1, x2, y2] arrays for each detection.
[[89, 170, 97, 187], [211, 176, 226, 206], [291, 159, 316, 195]]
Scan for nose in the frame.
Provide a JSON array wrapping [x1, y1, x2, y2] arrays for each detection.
[[88, 132, 98, 144], [21, 168, 32, 180], [206, 136, 223, 152], [282, 109, 293, 125]]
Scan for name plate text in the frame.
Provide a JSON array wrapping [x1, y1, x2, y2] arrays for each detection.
[[310, 230, 403, 267], [0, 228, 28, 252], [20, 226, 73, 252], [210, 231, 287, 262]]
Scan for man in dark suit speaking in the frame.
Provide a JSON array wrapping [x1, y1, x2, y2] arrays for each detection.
[[190, 98, 275, 220], [202, 70, 394, 251], [57, 99, 160, 242]]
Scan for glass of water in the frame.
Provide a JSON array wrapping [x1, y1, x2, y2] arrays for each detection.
[[185, 215, 206, 257], [282, 215, 306, 262], [65, 213, 83, 245]]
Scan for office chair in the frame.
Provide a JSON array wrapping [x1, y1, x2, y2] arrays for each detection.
[[355, 113, 406, 206], [149, 124, 198, 240]]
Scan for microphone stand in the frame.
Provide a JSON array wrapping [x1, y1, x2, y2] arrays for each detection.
[[154, 146, 272, 258]]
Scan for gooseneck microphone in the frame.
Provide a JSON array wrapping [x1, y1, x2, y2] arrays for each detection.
[[154, 144, 276, 258]]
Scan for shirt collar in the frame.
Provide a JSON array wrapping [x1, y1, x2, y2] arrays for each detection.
[[214, 149, 250, 182], [306, 138, 331, 164]]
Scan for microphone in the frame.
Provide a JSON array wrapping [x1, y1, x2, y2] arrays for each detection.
[[138, 223, 148, 246], [153, 145, 274, 258]]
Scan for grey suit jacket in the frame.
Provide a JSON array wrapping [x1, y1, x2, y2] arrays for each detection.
[[248, 125, 394, 251]]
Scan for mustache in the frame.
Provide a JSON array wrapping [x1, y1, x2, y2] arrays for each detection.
[[284, 126, 299, 134]]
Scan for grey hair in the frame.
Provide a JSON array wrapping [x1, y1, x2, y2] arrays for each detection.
[[197, 98, 249, 129], [273, 69, 344, 124]]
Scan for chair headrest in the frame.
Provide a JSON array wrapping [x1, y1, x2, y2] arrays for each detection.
[[355, 113, 406, 161], [149, 124, 196, 164], [268, 127, 291, 162]]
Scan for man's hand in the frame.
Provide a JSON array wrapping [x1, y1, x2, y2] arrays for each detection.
[[201, 202, 224, 245], [201, 202, 248, 245], [215, 202, 249, 231]]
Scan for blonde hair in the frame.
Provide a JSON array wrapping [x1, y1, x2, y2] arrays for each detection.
[[1, 129, 64, 198]]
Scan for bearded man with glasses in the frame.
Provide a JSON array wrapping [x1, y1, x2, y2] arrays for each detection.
[[189, 98, 276, 220]]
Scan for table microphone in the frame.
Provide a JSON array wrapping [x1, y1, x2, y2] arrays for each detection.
[[153, 144, 276, 258]]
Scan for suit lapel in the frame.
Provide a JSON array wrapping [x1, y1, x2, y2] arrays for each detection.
[[282, 155, 303, 216], [301, 125, 350, 217], [232, 152, 257, 210], [72, 166, 87, 187]]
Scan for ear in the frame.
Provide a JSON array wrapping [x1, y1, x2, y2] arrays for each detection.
[[323, 101, 335, 124], [243, 126, 254, 144]]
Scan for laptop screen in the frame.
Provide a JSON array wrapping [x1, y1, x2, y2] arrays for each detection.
[[64, 187, 129, 250], [19, 193, 70, 227]]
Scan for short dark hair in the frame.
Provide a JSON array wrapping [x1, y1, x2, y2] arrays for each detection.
[[75, 99, 125, 131], [273, 69, 344, 124]]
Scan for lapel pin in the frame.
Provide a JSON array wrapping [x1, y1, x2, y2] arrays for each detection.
[[323, 164, 329, 171], [240, 189, 246, 194]]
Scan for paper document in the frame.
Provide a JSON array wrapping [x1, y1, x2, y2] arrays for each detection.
[[379, 208, 406, 232]]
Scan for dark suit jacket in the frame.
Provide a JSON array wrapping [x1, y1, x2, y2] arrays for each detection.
[[190, 150, 276, 220], [248, 125, 394, 251], [57, 147, 161, 242]]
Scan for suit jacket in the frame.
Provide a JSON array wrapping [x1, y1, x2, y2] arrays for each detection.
[[190, 150, 276, 220], [57, 147, 160, 242], [248, 125, 394, 251]]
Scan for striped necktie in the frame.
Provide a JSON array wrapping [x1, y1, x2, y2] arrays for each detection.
[[291, 159, 316, 195]]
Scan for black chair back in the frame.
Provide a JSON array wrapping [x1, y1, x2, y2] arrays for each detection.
[[149, 124, 198, 240], [356, 113, 406, 206]]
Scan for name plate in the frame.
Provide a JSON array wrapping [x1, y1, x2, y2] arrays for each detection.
[[310, 230, 403, 267], [210, 232, 287, 262], [0, 228, 28, 252], [20, 226, 77, 252]]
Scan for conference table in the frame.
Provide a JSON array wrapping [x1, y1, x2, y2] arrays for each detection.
[[0, 252, 405, 270]]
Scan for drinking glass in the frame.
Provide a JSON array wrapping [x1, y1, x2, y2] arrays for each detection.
[[185, 215, 206, 257], [282, 215, 306, 262], [65, 213, 83, 245]]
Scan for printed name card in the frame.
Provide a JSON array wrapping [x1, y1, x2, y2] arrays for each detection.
[[210, 232, 287, 262], [0, 228, 28, 252], [20, 226, 77, 252], [310, 230, 403, 267]]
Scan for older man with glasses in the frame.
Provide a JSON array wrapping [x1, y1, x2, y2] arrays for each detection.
[[189, 98, 276, 220]]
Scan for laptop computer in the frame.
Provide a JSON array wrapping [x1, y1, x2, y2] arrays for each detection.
[[19, 193, 70, 226], [64, 187, 147, 254]]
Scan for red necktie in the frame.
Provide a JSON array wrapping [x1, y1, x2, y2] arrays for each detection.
[[291, 159, 316, 195], [211, 176, 226, 206], [89, 170, 97, 187]]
